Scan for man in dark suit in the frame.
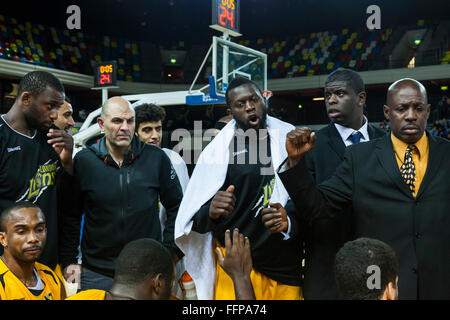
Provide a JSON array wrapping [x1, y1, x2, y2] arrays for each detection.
[[300, 68, 385, 299], [278, 78, 450, 299]]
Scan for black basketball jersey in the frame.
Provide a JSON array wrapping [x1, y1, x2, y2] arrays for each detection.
[[0, 115, 61, 269]]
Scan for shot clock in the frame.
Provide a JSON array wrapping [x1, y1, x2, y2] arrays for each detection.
[[210, 0, 241, 37], [93, 61, 117, 87]]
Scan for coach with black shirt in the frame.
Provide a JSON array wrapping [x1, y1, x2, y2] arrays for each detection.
[[60, 96, 183, 291]]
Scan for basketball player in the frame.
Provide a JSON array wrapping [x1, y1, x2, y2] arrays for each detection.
[[0, 71, 73, 279], [0, 202, 66, 300]]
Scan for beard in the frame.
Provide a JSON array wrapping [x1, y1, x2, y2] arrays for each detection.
[[23, 109, 47, 132]]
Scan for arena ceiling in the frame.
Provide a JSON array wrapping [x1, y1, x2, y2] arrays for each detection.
[[2, 0, 450, 43]]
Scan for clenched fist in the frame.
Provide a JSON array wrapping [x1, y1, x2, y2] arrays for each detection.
[[261, 202, 288, 233], [209, 185, 236, 220], [285, 127, 316, 169]]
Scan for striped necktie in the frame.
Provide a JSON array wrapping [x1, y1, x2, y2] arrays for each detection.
[[400, 145, 417, 196]]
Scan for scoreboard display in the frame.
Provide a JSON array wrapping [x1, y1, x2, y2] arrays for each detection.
[[211, 0, 241, 37], [94, 61, 117, 87]]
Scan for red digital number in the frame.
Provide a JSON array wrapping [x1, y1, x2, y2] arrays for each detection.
[[219, 5, 234, 28], [100, 74, 111, 85]]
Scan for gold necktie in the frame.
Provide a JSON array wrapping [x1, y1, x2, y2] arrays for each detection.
[[400, 145, 416, 196]]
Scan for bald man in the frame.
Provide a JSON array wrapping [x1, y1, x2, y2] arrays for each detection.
[[59, 96, 183, 291], [278, 78, 450, 299]]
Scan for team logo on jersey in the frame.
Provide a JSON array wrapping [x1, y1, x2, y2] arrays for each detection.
[[7, 146, 21, 153], [17, 160, 60, 203], [252, 178, 275, 217], [170, 167, 177, 180]]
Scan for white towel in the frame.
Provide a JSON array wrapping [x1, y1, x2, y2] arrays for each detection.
[[174, 115, 295, 300]]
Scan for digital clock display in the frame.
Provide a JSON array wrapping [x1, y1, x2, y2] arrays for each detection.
[[211, 0, 240, 36], [94, 61, 117, 87]]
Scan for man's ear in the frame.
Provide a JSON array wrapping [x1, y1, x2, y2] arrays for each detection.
[[97, 117, 105, 132], [358, 92, 367, 107], [0, 231, 7, 248], [152, 273, 164, 295], [20, 92, 33, 107], [383, 105, 390, 121], [384, 281, 397, 300]]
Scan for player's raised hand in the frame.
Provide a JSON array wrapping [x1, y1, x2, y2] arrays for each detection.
[[261, 202, 288, 233], [47, 128, 74, 174], [216, 229, 255, 300], [216, 229, 252, 281], [209, 185, 236, 220], [285, 127, 316, 168]]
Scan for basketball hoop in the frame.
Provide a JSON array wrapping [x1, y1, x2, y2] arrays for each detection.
[[262, 90, 273, 100]]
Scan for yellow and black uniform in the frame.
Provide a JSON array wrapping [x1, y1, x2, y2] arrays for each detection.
[[192, 135, 303, 299], [66, 289, 106, 300], [0, 259, 65, 300], [0, 116, 66, 269]]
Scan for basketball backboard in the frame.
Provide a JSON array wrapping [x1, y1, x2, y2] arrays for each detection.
[[212, 36, 267, 97]]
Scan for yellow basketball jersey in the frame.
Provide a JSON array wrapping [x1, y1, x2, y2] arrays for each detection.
[[0, 259, 65, 300], [66, 289, 106, 300]]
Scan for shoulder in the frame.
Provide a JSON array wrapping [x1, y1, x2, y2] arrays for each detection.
[[74, 147, 94, 159], [368, 123, 387, 138], [163, 148, 186, 165], [430, 135, 450, 152], [66, 289, 106, 300], [315, 123, 335, 138], [74, 147, 98, 164], [0, 119, 11, 149], [267, 116, 295, 132], [141, 144, 171, 163], [345, 136, 385, 157], [35, 262, 61, 286]]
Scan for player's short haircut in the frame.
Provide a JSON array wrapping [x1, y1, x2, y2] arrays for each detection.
[[114, 238, 173, 287], [0, 202, 43, 232], [134, 103, 166, 130], [64, 95, 72, 104], [17, 71, 65, 98], [334, 237, 398, 300], [225, 77, 262, 107], [325, 68, 365, 95]]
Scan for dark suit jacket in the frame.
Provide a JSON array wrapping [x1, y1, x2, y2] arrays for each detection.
[[301, 123, 386, 299], [279, 133, 450, 299]]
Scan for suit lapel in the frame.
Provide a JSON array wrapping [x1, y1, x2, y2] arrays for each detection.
[[325, 123, 346, 160], [375, 134, 413, 199], [416, 134, 444, 199]]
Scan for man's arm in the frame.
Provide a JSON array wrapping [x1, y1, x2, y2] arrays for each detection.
[[278, 128, 353, 223], [58, 164, 83, 281], [158, 153, 184, 260], [216, 229, 255, 300]]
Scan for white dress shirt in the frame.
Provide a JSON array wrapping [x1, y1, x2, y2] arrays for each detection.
[[334, 116, 370, 146]]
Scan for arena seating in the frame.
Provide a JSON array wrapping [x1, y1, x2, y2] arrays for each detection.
[[0, 14, 141, 82], [238, 26, 393, 79], [0, 13, 448, 83]]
